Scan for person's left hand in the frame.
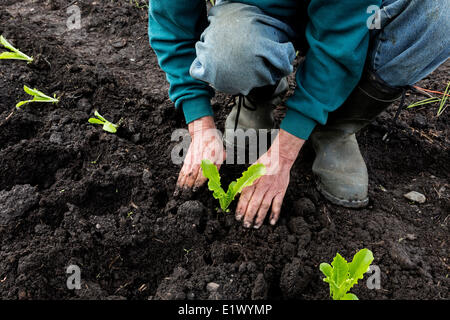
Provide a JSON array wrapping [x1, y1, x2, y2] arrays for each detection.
[[235, 129, 305, 229]]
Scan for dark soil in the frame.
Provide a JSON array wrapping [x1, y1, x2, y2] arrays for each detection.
[[0, 1, 448, 300]]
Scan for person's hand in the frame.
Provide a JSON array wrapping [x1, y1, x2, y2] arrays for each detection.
[[235, 129, 305, 229], [175, 116, 225, 196]]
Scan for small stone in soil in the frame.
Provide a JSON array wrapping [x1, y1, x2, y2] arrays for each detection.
[[206, 282, 220, 292], [403, 191, 426, 204]]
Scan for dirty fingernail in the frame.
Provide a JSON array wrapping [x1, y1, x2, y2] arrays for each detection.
[[235, 214, 243, 221], [243, 221, 251, 228], [270, 219, 276, 225], [253, 224, 261, 230]]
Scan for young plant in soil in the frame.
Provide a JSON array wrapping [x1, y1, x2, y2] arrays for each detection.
[[201, 159, 266, 212], [88, 110, 120, 133], [0, 35, 33, 63], [16, 85, 59, 109], [320, 248, 374, 300], [408, 81, 450, 117], [2, 86, 59, 124]]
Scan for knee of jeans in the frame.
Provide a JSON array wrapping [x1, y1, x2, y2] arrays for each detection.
[[373, 0, 449, 86], [191, 23, 271, 95]]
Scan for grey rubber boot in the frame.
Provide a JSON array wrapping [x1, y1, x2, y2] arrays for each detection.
[[223, 78, 288, 148], [311, 71, 403, 208]]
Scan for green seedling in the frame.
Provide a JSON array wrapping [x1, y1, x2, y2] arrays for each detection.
[[408, 81, 450, 117], [0, 35, 33, 63], [320, 248, 374, 300], [2, 86, 57, 124], [201, 159, 266, 212], [88, 110, 119, 133], [437, 81, 450, 116], [16, 85, 59, 109]]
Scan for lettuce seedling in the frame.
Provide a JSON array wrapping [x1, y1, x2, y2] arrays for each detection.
[[201, 159, 266, 212], [320, 248, 374, 300], [2, 86, 59, 123], [88, 110, 119, 133], [0, 35, 33, 63], [16, 85, 59, 109]]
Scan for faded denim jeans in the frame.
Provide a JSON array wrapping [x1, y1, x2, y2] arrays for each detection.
[[190, 0, 450, 93]]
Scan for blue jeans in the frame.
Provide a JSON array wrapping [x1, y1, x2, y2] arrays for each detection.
[[190, 0, 450, 93]]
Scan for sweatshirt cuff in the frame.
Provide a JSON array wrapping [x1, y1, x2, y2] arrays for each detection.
[[280, 108, 318, 140], [181, 96, 214, 124]]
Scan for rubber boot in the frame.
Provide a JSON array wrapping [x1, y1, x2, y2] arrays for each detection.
[[311, 70, 403, 208], [223, 78, 288, 148]]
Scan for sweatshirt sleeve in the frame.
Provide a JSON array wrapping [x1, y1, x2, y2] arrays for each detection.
[[148, 1, 215, 124], [281, 0, 381, 140]]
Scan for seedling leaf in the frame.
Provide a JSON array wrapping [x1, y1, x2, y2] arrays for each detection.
[[102, 122, 118, 134], [16, 85, 59, 109], [348, 248, 374, 287], [88, 118, 104, 125], [200, 159, 226, 201], [332, 254, 349, 287], [88, 110, 119, 133], [342, 293, 358, 300], [437, 81, 450, 116], [320, 249, 374, 300], [201, 159, 266, 212], [225, 163, 266, 205], [0, 52, 25, 60], [0, 35, 19, 52], [407, 97, 440, 109], [0, 35, 33, 63], [16, 100, 33, 109], [94, 110, 107, 122], [24, 85, 39, 96], [407, 82, 450, 117], [319, 263, 333, 278]]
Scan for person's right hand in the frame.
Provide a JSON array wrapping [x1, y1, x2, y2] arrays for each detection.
[[174, 116, 225, 196]]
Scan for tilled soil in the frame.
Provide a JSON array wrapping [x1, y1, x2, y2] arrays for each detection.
[[0, 1, 448, 300]]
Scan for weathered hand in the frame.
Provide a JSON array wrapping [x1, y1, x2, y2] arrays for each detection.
[[175, 116, 225, 196], [235, 130, 305, 229]]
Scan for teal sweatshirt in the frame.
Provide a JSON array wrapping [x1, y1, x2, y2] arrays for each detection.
[[148, 0, 380, 140]]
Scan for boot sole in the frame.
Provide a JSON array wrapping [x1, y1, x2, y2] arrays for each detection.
[[316, 182, 369, 209]]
